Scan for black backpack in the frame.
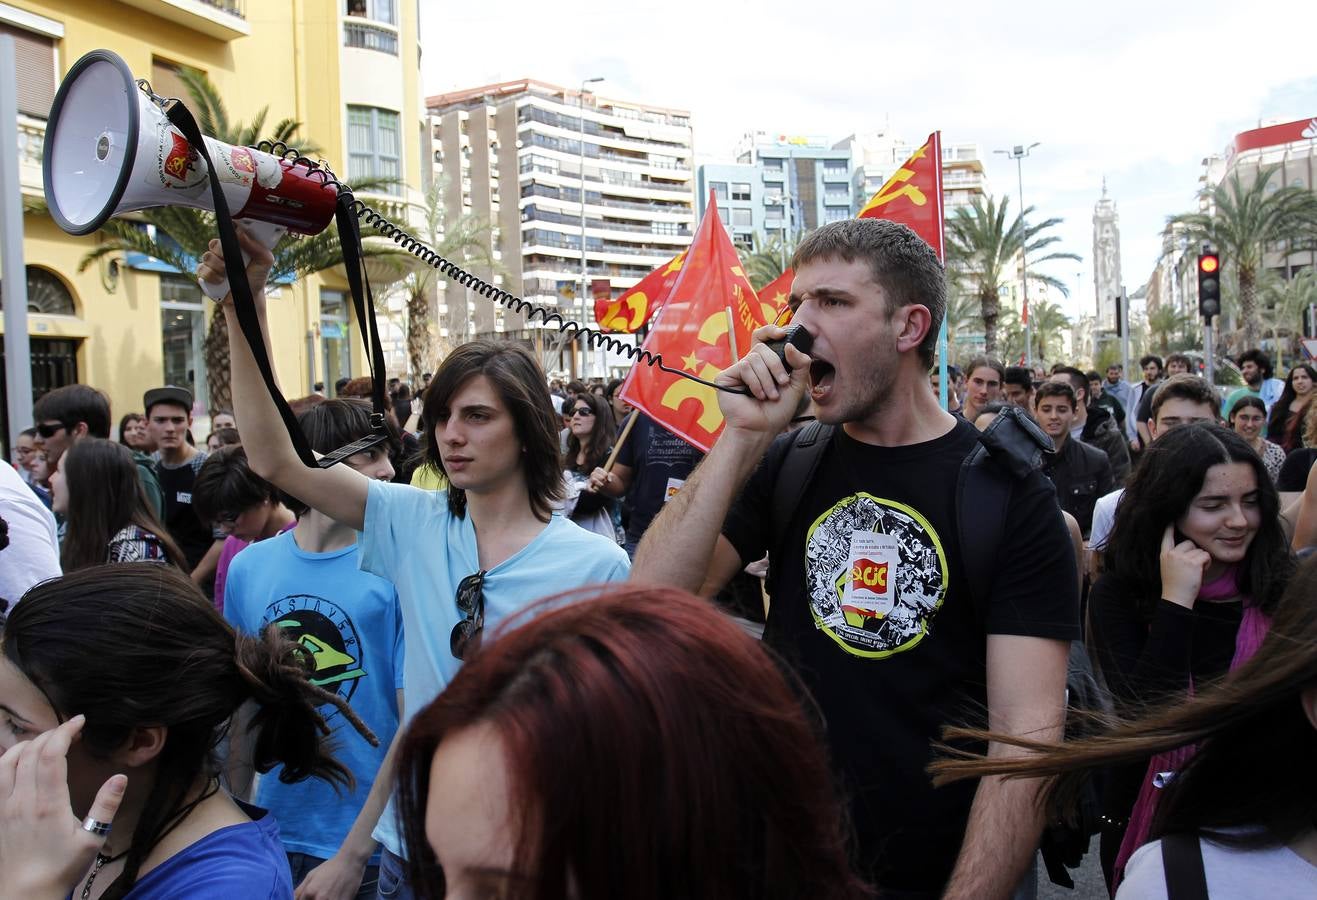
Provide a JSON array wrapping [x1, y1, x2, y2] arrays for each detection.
[[767, 407, 1106, 888]]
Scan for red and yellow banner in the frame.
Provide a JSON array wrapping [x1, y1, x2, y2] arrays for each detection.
[[757, 268, 794, 319], [620, 196, 778, 452], [856, 131, 944, 262], [594, 250, 687, 334]]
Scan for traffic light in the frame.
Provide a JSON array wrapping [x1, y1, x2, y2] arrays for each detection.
[[1198, 251, 1221, 321]]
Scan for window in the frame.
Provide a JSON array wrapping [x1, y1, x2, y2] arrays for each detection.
[[346, 0, 395, 23], [160, 276, 206, 408], [717, 207, 730, 225], [321, 291, 352, 395], [709, 181, 729, 201], [0, 267, 76, 315], [731, 182, 751, 201], [762, 158, 783, 171], [0, 23, 56, 118], [347, 106, 402, 193], [732, 208, 753, 227], [824, 206, 849, 223], [151, 58, 193, 106]]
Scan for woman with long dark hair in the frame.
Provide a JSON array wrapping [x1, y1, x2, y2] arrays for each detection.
[[0, 563, 374, 899], [1267, 363, 1316, 453], [1228, 395, 1286, 483], [560, 391, 621, 541], [930, 553, 1317, 898], [1084, 423, 1294, 885], [50, 438, 185, 571], [395, 584, 869, 900]]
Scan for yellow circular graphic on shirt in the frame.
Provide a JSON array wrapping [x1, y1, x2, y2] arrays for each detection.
[[804, 492, 948, 659]]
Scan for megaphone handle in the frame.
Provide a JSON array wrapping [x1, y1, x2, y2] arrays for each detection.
[[198, 220, 286, 300]]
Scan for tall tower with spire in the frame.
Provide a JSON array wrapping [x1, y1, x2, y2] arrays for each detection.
[[1092, 180, 1123, 331]]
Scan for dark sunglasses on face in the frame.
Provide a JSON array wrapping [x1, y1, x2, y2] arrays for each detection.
[[450, 570, 487, 661], [35, 422, 69, 439], [571, 407, 595, 417]]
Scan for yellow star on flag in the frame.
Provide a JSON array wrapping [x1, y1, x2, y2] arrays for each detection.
[[771, 290, 787, 308], [681, 352, 702, 373]]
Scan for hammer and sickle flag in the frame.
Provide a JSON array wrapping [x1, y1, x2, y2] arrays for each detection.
[[770, 132, 947, 299], [856, 131, 945, 262], [619, 194, 770, 453], [594, 250, 688, 334]]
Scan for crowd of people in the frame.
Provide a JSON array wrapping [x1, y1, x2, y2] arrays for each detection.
[[1, 218, 1315, 899]]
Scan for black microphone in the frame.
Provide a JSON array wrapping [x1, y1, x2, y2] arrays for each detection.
[[764, 324, 814, 370]]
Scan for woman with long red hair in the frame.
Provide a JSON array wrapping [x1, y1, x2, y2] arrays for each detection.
[[394, 585, 868, 900]]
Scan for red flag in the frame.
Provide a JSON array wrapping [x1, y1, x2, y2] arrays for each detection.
[[619, 196, 777, 452], [856, 132, 945, 262], [594, 250, 687, 333], [757, 268, 794, 320]]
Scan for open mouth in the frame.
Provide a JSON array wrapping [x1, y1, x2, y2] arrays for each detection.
[[810, 359, 836, 400]]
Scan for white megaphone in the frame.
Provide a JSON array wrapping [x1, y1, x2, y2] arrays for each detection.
[[43, 49, 339, 299]]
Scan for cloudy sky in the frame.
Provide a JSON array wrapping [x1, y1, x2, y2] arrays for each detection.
[[419, 0, 1317, 320]]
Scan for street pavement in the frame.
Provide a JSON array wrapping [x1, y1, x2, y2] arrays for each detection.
[[1036, 844, 1108, 900]]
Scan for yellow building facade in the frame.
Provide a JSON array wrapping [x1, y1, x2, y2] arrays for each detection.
[[2, 0, 425, 432]]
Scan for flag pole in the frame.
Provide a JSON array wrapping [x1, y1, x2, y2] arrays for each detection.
[[725, 306, 740, 360], [602, 410, 639, 473]]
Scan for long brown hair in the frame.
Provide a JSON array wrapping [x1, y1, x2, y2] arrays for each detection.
[[395, 585, 869, 900], [563, 391, 616, 472], [5, 564, 376, 899], [421, 341, 564, 522], [59, 438, 185, 571], [929, 553, 1317, 850]]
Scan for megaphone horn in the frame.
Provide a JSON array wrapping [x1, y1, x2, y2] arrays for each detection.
[[43, 49, 340, 299]]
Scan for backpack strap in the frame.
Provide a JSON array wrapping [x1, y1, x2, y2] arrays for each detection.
[[1161, 833, 1210, 900], [767, 421, 834, 594], [956, 406, 1055, 626]]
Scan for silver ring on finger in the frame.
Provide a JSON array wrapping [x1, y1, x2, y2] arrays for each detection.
[[81, 817, 112, 837]]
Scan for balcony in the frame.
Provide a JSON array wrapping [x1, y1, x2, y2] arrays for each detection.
[[116, 0, 250, 40], [344, 19, 398, 55]]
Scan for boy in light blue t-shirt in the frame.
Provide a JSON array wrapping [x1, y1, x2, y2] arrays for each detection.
[[213, 230, 630, 900], [224, 400, 404, 900]]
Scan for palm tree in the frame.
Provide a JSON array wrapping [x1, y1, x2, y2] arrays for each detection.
[[402, 178, 498, 377], [76, 68, 402, 412], [1146, 303, 1194, 354], [942, 279, 984, 355], [1029, 300, 1071, 363], [945, 195, 1080, 357], [1168, 164, 1317, 351], [743, 232, 798, 291], [1258, 268, 1317, 368]]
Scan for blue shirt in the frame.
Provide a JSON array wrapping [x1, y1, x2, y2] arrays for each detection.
[[123, 804, 292, 898], [358, 480, 631, 853], [225, 529, 405, 863]]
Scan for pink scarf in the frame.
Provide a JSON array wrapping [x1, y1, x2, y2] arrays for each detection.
[[1111, 567, 1270, 892]]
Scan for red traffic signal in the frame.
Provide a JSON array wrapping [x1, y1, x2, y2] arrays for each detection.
[[1198, 250, 1221, 321], [1199, 253, 1219, 274]]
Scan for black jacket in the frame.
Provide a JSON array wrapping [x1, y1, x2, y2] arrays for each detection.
[[1080, 403, 1131, 485], [1045, 435, 1115, 538]]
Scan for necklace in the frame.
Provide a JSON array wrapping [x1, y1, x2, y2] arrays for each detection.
[[81, 849, 127, 900]]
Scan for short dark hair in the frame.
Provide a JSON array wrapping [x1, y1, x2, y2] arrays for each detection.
[[1107, 362, 1123, 371], [1166, 353, 1193, 370], [966, 356, 1005, 382], [206, 427, 241, 448], [1151, 374, 1218, 421], [1229, 395, 1267, 421], [1034, 381, 1076, 409], [281, 399, 389, 516], [1139, 354, 1163, 371], [1085, 370, 1102, 382], [192, 445, 280, 525], [1003, 366, 1033, 391], [32, 384, 111, 438], [791, 218, 947, 368], [1237, 348, 1273, 379], [421, 342, 564, 522], [1051, 366, 1089, 405]]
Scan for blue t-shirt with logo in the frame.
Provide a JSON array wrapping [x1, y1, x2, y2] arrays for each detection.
[[122, 804, 291, 898], [357, 480, 631, 854], [224, 529, 404, 863]]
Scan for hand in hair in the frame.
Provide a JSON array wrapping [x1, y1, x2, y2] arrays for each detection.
[[1160, 524, 1212, 609], [0, 715, 127, 899]]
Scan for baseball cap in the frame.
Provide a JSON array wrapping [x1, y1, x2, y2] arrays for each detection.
[[143, 385, 194, 415]]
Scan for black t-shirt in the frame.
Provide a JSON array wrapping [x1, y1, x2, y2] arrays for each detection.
[[722, 419, 1079, 892], [1277, 448, 1317, 492], [616, 413, 703, 546], [155, 451, 215, 570]]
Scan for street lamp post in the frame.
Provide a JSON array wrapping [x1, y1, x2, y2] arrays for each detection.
[[994, 142, 1039, 368], [578, 77, 604, 378]]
